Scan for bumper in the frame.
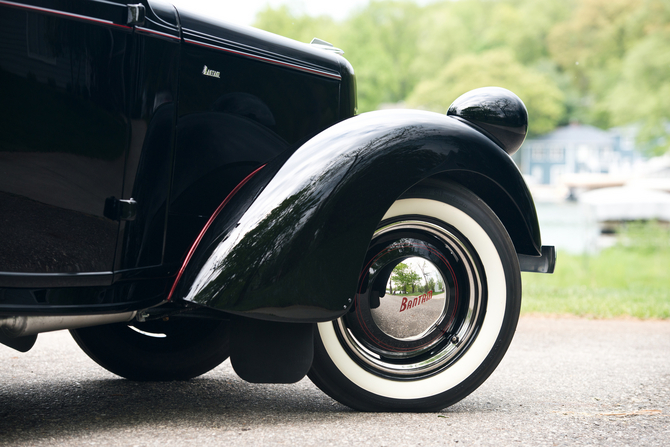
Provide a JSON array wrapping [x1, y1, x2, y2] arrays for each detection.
[[518, 246, 556, 274]]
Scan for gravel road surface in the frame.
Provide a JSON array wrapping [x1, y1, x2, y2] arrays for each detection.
[[1, 316, 669, 446]]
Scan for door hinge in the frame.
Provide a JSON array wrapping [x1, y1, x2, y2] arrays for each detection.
[[127, 4, 145, 26], [104, 197, 138, 221]]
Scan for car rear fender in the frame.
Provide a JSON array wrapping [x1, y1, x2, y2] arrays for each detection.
[[171, 109, 541, 322]]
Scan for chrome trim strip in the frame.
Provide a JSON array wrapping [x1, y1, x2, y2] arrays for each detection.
[[0, 0, 132, 30], [167, 164, 267, 302], [0, 271, 113, 278], [183, 37, 342, 80], [0, 312, 136, 337], [184, 27, 293, 60], [136, 26, 180, 40]]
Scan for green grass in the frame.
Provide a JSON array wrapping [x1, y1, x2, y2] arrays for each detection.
[[521, 221, 670, 319]]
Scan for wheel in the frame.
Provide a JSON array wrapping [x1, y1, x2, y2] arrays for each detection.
[[308, 182, 521, 411], [70, 316, 230, 381]]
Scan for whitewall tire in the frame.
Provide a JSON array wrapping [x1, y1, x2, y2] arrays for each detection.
[[308, 182, 521, 411]]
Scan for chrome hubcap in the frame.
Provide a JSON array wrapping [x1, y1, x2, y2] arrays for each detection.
[[369, 256, 446, 340], [335, 220, 485, 378]]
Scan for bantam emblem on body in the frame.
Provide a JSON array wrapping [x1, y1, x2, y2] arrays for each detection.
[[202, 65, 220, 78]]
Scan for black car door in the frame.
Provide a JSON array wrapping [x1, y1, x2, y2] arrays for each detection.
[[0, 0, 135, 282]]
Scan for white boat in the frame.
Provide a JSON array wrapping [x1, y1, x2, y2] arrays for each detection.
[[580, 186, 670, 221]]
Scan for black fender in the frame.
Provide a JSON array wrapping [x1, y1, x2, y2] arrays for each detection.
[[172, 108, 541, 322]]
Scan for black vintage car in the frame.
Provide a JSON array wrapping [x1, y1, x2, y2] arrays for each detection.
[[0, 0, 555, 412]]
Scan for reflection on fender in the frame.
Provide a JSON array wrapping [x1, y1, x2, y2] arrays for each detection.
[[399, 290, 433, 313]]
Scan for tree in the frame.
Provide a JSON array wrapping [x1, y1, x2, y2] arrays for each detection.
[[549, 0, 641, 75], [548, 0, 670, 151], [426, 277, 436, 294], [604, 1, 670, 154], [251, 0, 668, 152], [406, 49, 565, 135], [416, 260, 430, 287], [391, 263, 421, 293], [254, 5, 340, 45], [412, 0, 572, 71], [339, 1, 423, 111], [604, 35, 670, 155]]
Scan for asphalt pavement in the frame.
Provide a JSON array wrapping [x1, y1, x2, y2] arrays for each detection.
[[1, 316, 669, 446]]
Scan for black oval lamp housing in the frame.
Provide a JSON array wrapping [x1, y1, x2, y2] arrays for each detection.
[[447, 87, 528, 155]]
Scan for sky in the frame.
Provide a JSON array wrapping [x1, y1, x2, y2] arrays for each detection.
[[169, 0, 372, 26]]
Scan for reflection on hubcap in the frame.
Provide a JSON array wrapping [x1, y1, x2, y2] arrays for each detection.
[[370, 257, 447, 340], [335, 220, 485, 378]]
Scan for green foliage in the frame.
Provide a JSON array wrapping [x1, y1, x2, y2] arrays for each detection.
[[424, 277, 436, 293], [406, 49, 565, 135], [254, 5, 340, 44], [605, 33, 670, 155], [391, 263, 421, 293], [522, 221, 670, 319], [616, 220, 670, 253], [339, 1, 423, 111], [253, 0, 670, 151], [548, 0, 670, 150]]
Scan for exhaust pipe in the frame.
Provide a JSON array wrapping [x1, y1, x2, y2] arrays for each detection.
[[0, 312, 136, 352]]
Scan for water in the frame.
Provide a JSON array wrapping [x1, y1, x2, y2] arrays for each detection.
[[534, 201, 602, 254]]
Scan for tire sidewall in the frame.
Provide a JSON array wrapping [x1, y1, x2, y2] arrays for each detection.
[[71, 318, 230, 381], [311, 185, 521, 411]]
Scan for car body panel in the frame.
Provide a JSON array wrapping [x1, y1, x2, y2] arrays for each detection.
[[0, 0, 133, 278], [173, 110, 541, 322], [0, 0, 546, 326], [166, 22, 345, 266]]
